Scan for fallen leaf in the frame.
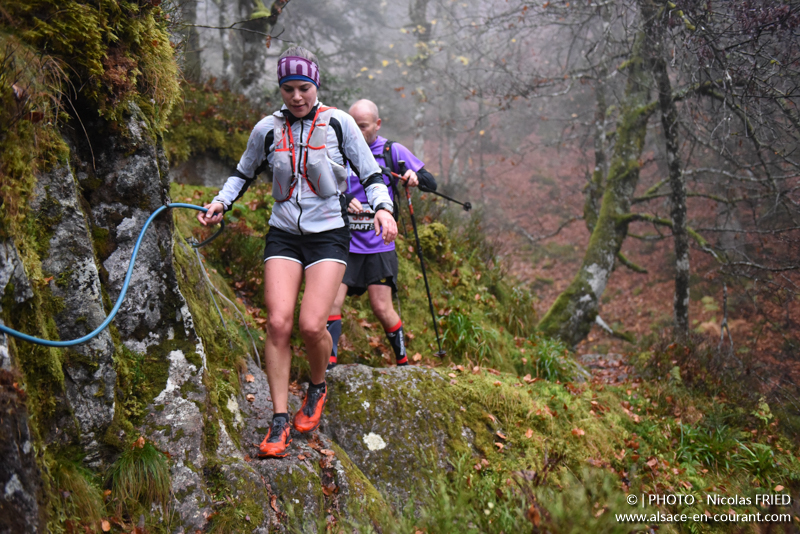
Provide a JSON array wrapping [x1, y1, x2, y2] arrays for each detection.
[[493, 381, 502, 386], [412, 353, 422, 362], [474, 293, 481, 301], [525, 428, 533, 438], [571, 428, 585, 437], [774, 485, 785, 492], [481, 459, 490, 467], [448, 373, 457, 378], [358, 319, 374, 329], [132, 436, 145, 449], [101, 519, 111, 532], [103, 489, 112, 497], [246, 394, 255, 402], [298, 454, 306, 460], [320, 449, 335, 456], [245, 374, 255, 383], [527, 504, 541, 526], [472, 366, 481, 374], [322, 483, 337, 496], [496, 431, 507, 440], [494, 442, 504, 450], [487, 413, 496, 423], [270, 494, 280, 513], [474, 463, 482, 471]]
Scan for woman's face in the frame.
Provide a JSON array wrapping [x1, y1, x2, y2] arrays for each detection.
[[280, 80, 317, 118]]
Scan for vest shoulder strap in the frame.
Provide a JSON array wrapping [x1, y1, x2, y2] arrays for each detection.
[[383, 139, 398, 175]]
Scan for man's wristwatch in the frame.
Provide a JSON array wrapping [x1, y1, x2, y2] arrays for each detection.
[[374, 202, 393, 215]]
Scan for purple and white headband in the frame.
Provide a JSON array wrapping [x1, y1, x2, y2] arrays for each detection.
[[277, 56, 320, 87]]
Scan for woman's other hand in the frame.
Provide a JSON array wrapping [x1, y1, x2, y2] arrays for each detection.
[[348, 197, 364, 214], [197, 202, 225, 226]]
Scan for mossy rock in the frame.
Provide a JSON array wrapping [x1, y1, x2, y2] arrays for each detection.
[[322, 364, 487, 507], [418, 221, 450, 261]]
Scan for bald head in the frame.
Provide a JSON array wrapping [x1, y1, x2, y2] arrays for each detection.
[[350, 99, 380, 121], [349, 99, 382, 144]]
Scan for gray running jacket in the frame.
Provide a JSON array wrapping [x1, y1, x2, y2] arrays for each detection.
[[212, 101, 392, 235]]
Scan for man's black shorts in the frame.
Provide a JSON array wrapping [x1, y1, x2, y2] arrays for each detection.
[[342, 250, 398, 296], [263, 226, 350, 269]]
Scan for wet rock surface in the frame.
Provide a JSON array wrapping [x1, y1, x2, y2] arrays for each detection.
[[79, 106, 178, 350], [30, 163, 117, 463], [0, 371, 43, 534], [0, 239, 32, 372]]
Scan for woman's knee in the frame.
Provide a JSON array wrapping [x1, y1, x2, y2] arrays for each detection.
[[267, 314, 293, 343], [298, 317, 327, 343]]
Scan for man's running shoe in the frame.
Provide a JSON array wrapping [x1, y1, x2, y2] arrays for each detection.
[[327, 354, 337, 371], [257, 416, 292, 458], [293, 383, 327, 433]]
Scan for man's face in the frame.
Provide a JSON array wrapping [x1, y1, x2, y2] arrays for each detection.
[[350, 105, 381, 145], [280, 80, 317, 118]]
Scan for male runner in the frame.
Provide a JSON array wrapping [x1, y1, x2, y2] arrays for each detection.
[[327, 99, 437, 369]]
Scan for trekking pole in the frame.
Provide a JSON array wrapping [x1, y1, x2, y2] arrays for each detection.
[[379, 166, 472, 211], [395, 160, 446, 358]]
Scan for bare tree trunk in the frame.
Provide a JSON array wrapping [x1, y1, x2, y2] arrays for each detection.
[[585, 66, 609, 232], [538, 1, 660, 346], [651, 7, 690, 340]]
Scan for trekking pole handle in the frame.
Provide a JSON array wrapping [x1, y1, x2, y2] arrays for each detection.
[[379, 165, 472, 211]]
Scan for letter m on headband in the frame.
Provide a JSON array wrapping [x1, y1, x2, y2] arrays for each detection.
[[278, 56, 320, 87]]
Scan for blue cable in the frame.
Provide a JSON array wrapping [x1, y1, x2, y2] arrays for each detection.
[[0, 203, 224, 347]]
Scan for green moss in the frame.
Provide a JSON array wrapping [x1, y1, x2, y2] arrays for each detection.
[[2, 0, 179, 132], [114, 344, 170, 426], [418, 221, 451, 261], [330, 442, 392, 526]]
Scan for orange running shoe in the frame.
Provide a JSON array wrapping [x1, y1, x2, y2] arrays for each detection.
[[257, 416, 292, 458], [293, 384, 327, 433]]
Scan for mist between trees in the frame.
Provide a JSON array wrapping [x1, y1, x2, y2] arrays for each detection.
[[176, 0, 799, 380]]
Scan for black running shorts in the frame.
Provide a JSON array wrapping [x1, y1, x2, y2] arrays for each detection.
[[263, 226, 350, 269], [342, 250, 398, 296]]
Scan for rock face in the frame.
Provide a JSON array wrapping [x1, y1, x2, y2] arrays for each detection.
[[0, 240, 33, 372], [0, 371, 43, 534], [30, 163, 117, 464], [323, 364, 474, 506], [169, 154, 230, 188], [78, 104, 180, 352]]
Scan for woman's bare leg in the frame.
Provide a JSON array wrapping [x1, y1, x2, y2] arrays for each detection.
[[263, 258, 303, 413], [299, 261, 347, 384]]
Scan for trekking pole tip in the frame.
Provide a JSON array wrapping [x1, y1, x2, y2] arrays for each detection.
[[435, 350, 447, 358], [463, 202, 472, 212]]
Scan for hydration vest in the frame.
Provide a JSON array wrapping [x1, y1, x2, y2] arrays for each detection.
[[271, 106, 348, 202]]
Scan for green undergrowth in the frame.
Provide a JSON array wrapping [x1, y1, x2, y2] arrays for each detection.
[[164, 81, 272, 168], [109, 441, 170, 517], [326, 366, 800, 533]]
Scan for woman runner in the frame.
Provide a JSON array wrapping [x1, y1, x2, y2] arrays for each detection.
[[198, 46, 397, 458]]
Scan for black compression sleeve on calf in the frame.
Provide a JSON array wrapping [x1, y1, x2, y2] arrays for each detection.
[[385, 320, 407, 364], [327, 316, 342, 357]]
